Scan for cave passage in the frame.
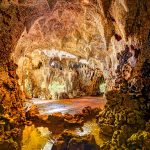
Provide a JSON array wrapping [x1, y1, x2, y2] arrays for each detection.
[[0, 0, 150, 150], [16, 49, 105, 100], [14, 46, 107, 150]]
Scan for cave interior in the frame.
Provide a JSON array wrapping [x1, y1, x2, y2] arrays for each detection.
[[0, 0, 150, 150]]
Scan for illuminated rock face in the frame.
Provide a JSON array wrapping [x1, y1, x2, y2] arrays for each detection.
[[0, 61, 26, 149], [10, 0, 150, 92], [0, 0, 150, 149], [1, 0, 150, 91], [0, 61, 25, 119], [16, 50, 103, 99]]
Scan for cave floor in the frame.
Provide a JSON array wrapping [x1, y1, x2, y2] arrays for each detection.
[[29, 96, 106, 115], [22, 96, 107, 150]]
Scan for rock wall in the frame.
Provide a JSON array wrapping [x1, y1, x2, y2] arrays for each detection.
[[95, 0, 150, 149], [0, 0, 150, 149], [0, 1, 48, 148], [12, 0, 150, 92], [16, 52, 103, 99], [96, 41, 150, 149], [97, 89, 150, 149], [0, 61, 26, 149]]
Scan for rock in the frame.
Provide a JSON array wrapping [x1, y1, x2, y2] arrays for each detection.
[[0, 62, 25, 149], [58, 92, 69, 99], [122, 64, 132, 80], [52, 140, 67, 150], [38, 115, 49, 122], [128, 77, 143, 95], [52, 131, 100, 150], [105, 90, 123, 106], [64, 118, 84, 127], [100, 141, 111, 150], [64, 113, 73, 120], [25, 121, 33, 126], [82, 106, 92, 116], [100, 124, 114, 137], [68, 93, 74, 99], [0, 1, 150, 149], [68, 135, 100, 150], [127, 131, 150, 149], [0, 140, 18, 150], [26, 105, 39, 118], [48, 112, 64, 123], [97, 89, 149, 148], [141, 59, 150, 77], [127, 112, 137, 125], [114, 33, 122, 41], [146, 120, 150, 132], [10, 128, 21, 140], [0, 104, 5, 114]]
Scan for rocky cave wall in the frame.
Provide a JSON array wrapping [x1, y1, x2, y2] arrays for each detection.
[[16, 50, 103, 99], [0, 0, 150, 149], [12, 0, 150, 91], [0, 0, 49, 149]]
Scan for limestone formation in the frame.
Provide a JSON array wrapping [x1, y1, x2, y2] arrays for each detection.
[[0, 0, 150, 149], [16, 51, 103, 99], [0, 61, 25, 149]]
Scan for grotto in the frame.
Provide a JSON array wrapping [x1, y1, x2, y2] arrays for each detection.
[[0, 0, 150, 150]]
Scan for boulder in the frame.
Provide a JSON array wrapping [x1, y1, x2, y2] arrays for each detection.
[[52, 131, 100, 150]]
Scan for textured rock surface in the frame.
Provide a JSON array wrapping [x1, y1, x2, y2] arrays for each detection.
[[0, 0, 150, 149], [0, 61, 25, 149], [11, 0, 150, 91], [26, 105, 101, 128], [97, 43, 150, 148], [52, 130, 100, 150], [16, 51, 103, 99], [97, 90, 150, 149], [0, 0, 150, 82]]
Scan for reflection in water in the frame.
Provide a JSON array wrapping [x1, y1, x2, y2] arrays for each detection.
[[75, 119, 104, 146], [22, 120, 105, 150], [22, 125, 53, 150], [31, 96, 106, 115]]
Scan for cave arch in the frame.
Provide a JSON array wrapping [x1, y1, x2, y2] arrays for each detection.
[[0, 0, 150, 149]]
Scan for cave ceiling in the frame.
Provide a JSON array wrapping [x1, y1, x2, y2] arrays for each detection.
[[1, 0, 150, 69], [13, 0, 109, 63]]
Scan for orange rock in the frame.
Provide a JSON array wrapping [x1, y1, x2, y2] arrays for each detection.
[[64, 113, 73, 120]]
